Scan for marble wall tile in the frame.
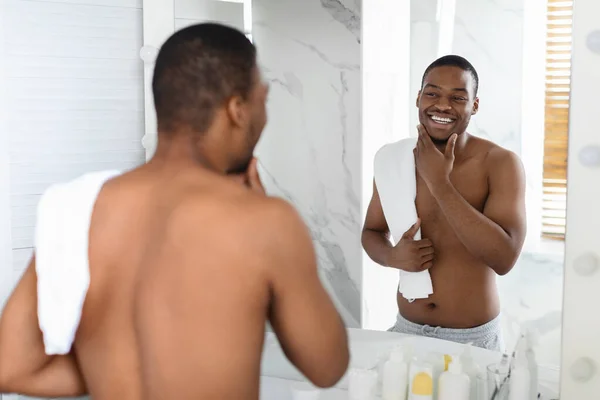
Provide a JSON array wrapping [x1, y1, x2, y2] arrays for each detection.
[[498, 252, 564, 367], [252, 0, 361, 327], [451, 0, 524, 154]]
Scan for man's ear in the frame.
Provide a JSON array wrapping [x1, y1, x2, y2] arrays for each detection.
[[226, 95, 247, 128], [472, 97, 479, 115], [416, 91, 421, 108]]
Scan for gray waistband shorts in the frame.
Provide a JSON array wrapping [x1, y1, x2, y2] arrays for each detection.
[[388, 312, 505, 352]]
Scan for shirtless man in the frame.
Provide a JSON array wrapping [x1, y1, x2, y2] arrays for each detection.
[[362, 55, 526, 351], [0, 23, 349, 398]]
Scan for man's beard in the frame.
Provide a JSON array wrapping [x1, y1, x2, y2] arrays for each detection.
[[430, 136, 450, 146], [226, 154, 253, 175]]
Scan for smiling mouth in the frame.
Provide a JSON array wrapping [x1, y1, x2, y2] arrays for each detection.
[[429, 115, 456, 125]]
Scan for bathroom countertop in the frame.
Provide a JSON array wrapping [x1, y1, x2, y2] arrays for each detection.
[[261, 327, 503, 386], [260, 376, 374, 400], [260, 327, 560, 399]]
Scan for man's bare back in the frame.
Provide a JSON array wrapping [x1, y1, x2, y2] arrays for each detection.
[[0, 23, 349, 399], [71, 164, 346, 399], [76, 165, 271, 399]]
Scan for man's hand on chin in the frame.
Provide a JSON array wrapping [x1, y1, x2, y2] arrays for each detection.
[[227, 157, 266, 196], [414, 124, 457, 190]]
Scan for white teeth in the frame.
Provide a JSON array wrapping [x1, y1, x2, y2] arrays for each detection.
[[430, 116, 454, 124]]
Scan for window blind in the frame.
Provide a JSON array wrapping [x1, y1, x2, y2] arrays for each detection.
[[542, 0, 572, 240], [4, 0, 145, 272]]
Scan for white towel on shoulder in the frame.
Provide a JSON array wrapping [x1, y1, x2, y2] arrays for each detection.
[[374, 138, 433, 301], [35, 170, 121, 355]]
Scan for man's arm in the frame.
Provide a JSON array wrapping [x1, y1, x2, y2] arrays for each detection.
[[431, 150, 527, 275], [0, 257, 87, 396], [362, 180, 394, 266], [362, 181, 434, 272], [266, 199, 350, 388]]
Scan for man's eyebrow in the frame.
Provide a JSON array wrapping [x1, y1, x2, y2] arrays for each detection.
[[424, 83, 469, 94]]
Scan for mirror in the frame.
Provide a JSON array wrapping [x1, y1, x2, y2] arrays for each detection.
[[253, 0, 572, 394], [252, 0, 568, 391], [358, 0, 567, 387], [363, 0, 568, 378]]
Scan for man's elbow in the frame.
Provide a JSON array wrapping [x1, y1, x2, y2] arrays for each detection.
[[0, 373, 7, 394], [361, 228, 388, 250], [0, 360, 13, 393], [0, 369, 20, 394], [360, 229, 370, 249], [494, 265, 513, 276], [309, 349, 350, 388], [493, 253, 520, 276]]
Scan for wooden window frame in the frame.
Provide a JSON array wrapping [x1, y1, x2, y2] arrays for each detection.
[[542, 0, 572, 241]]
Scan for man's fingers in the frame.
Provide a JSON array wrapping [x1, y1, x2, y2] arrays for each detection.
[[420, 261, 434, 271], [228, 173, 248, 186], [415, 238, 432, 248], [417, 124, 433, 148], [247, 158, 260, 183], [411, 260, 433, 272], [419, 247, 434, 257], [247, 158, 266, 195], [421, 253, 435, 263], [445, 133, 458, 159], [402, 219, 421, 239], [416, 126, 424, 150]]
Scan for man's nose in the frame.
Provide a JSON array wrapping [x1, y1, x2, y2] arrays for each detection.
[[435, 97, 452, 111]]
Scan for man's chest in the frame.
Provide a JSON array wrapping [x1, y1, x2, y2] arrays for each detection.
[[415, 165, 489, 223]]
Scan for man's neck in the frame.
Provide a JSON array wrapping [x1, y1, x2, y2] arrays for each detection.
[[433, 131, 470, 156], [150, 132, 226, 174]]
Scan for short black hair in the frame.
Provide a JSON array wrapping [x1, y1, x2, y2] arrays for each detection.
[[421, 55, 479, 95], [152, 23, 257, 134]]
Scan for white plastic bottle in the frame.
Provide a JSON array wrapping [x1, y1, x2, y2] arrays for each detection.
[[408, 360, 434, 400], [423, 351, 448, 400], [508, 349, 531, 400], [348, 368, 379, 400], [437, 356, 470, 400], [382, 346, 409, 400], [460, 342, 484, 400]]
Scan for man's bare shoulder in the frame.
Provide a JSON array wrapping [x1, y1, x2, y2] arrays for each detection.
[[468, 138, 525, 184], [486, 146, 523, 175], [467, 135, 523, 172], [176, 187, 309, 253]]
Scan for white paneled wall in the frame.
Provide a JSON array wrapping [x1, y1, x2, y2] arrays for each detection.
[[0, 0, 13, 317], [0, 0, 145, 296], [175, 0, 244, 32]]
